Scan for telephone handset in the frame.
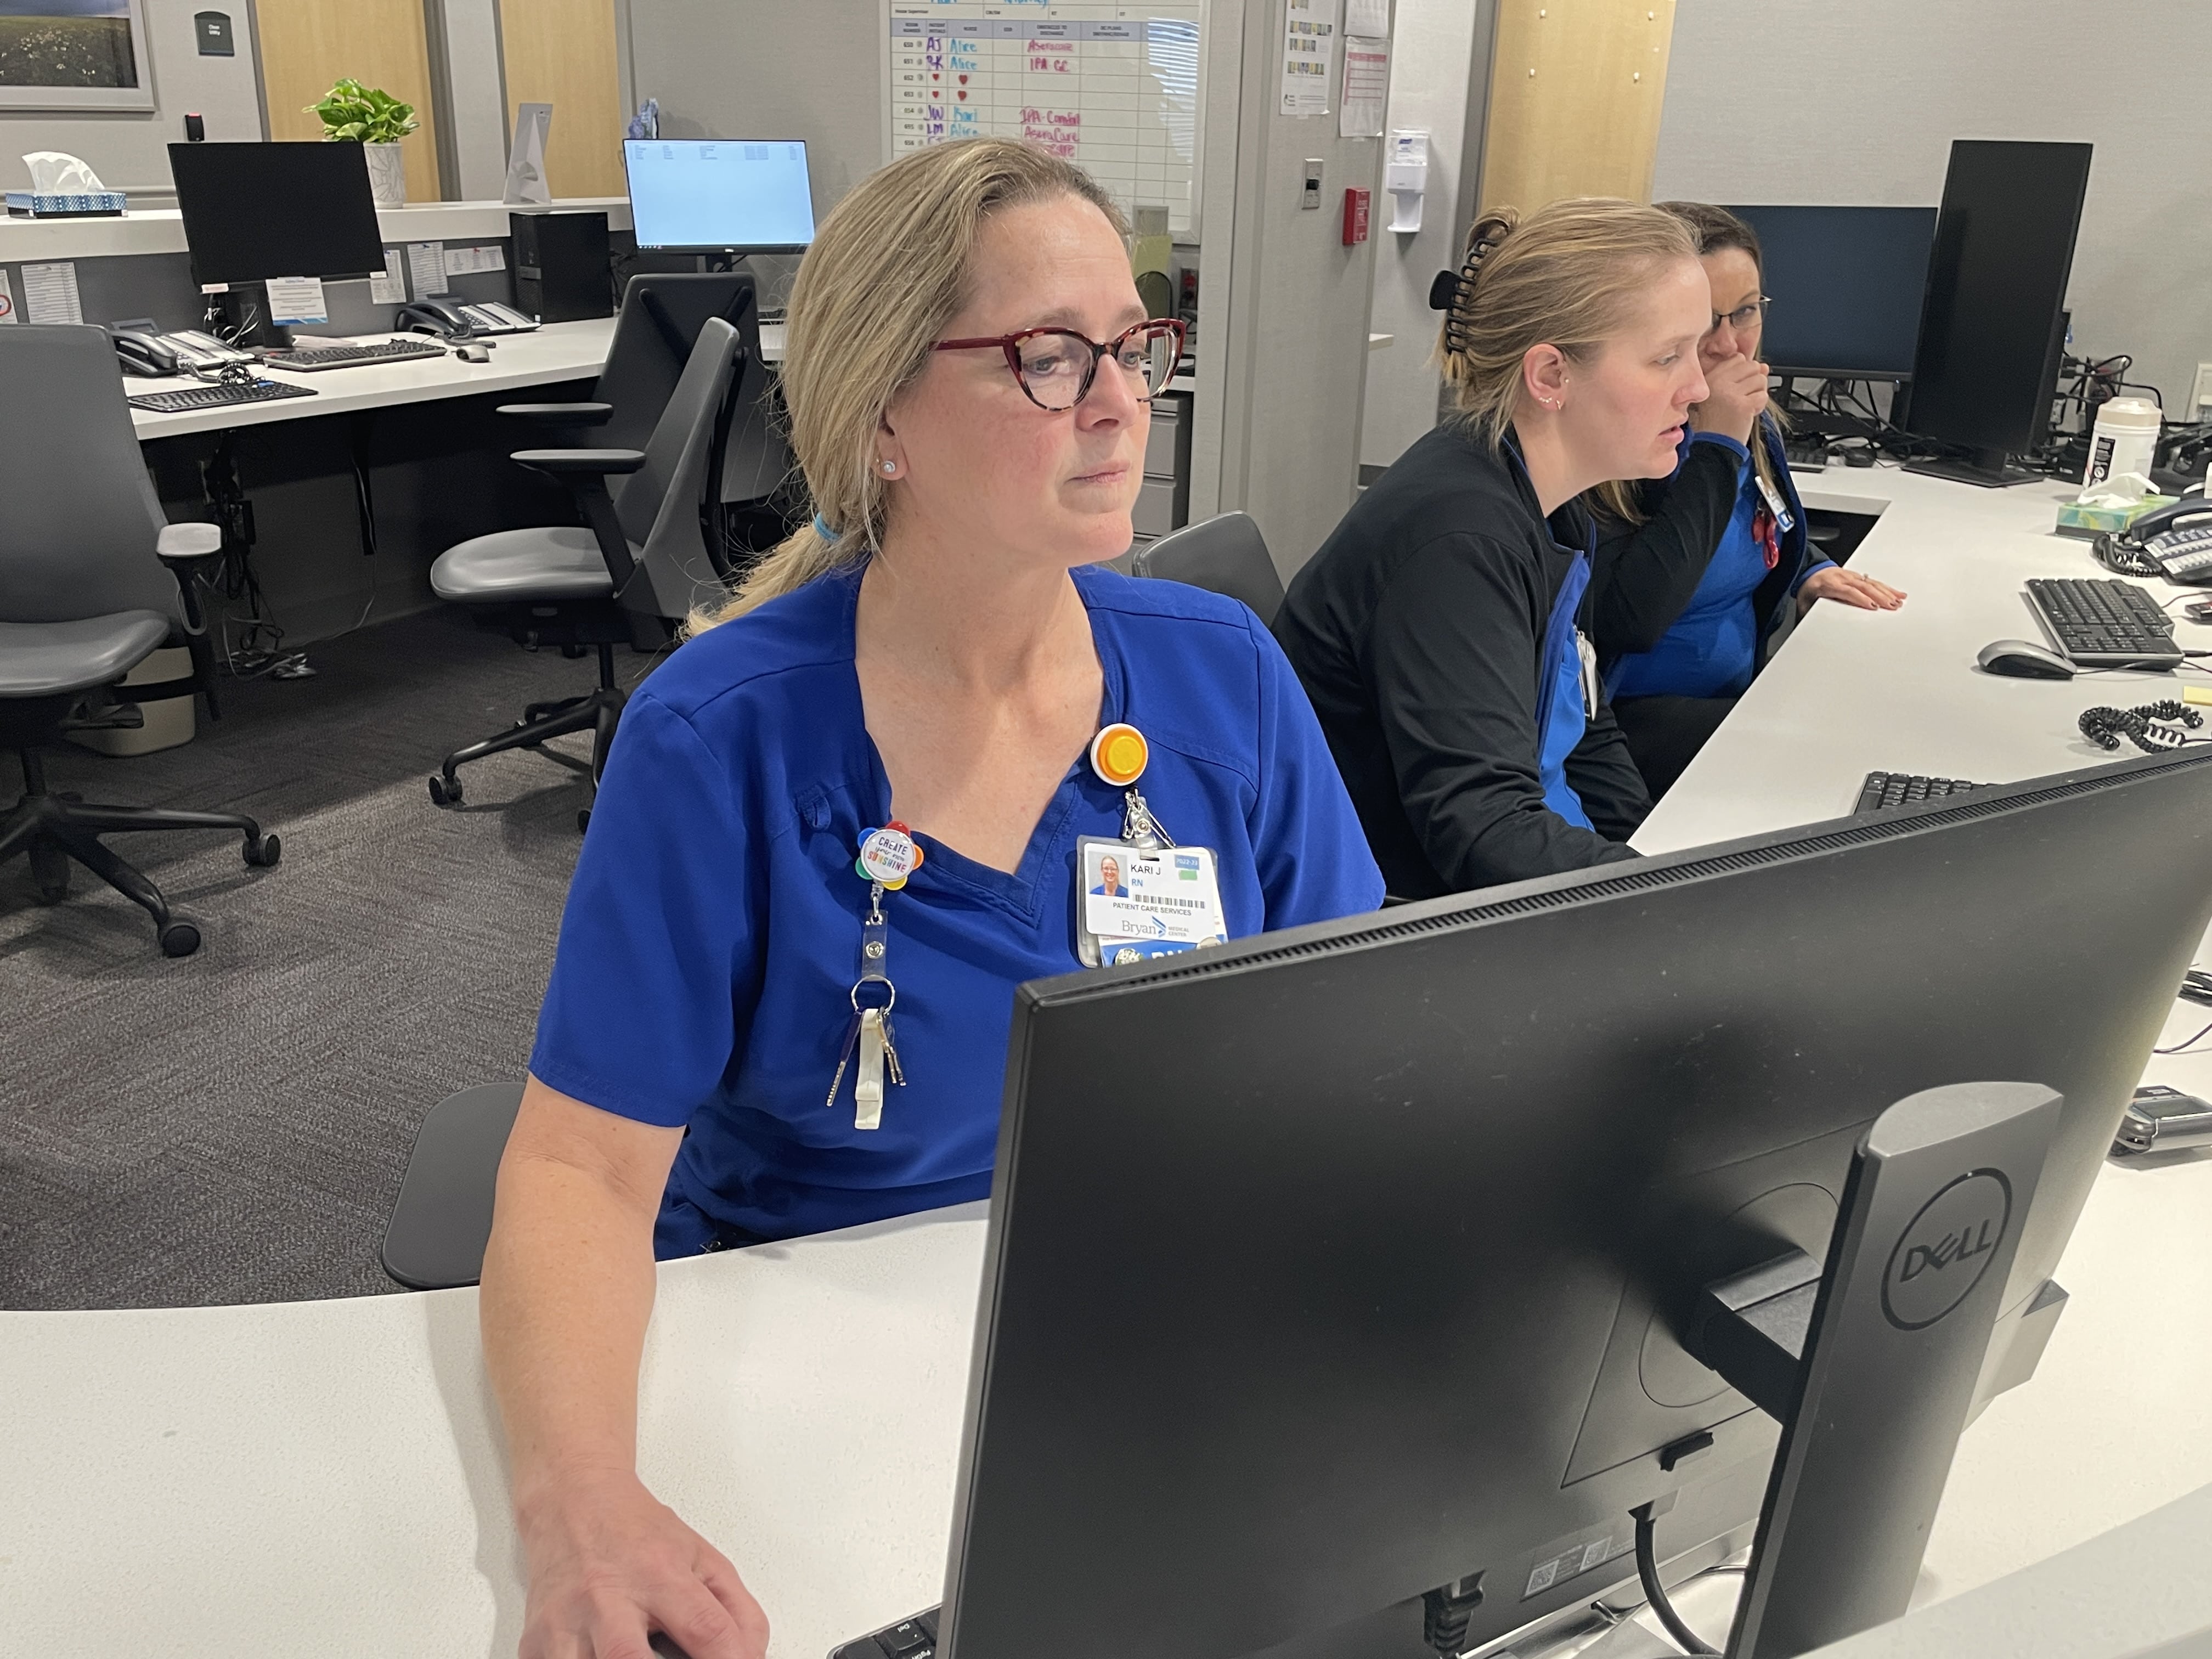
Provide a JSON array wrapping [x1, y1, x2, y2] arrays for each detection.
[[396, 300, 476, 340], [108, 323, 253, 376], [2097, 489, 2212, 583], [112, 329, 180, 376]]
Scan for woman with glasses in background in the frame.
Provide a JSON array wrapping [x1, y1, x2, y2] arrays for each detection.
[[1588, 201, 1905, 800], [477, 138, 1381, 1659]]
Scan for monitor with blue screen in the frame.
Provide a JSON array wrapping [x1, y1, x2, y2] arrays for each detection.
[[623, 139, 816, 253]]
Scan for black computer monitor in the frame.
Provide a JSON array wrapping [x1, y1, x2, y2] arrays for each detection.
[[934, 746, 2212, 1659], [622, 139, 816, 254], [166, 141, 386, 286], [1902, 139, 2094, 487], [1719, 205, 1937, 381]]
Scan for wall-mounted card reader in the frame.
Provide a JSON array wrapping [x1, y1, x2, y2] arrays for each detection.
[[1301, 159, 1323, 209]]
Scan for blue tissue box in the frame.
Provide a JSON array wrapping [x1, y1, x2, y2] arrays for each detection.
[[4, 190, 128, 218]]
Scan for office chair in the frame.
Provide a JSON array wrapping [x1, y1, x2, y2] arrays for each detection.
[[496, 271, 759, 453], [380, 1080, 525, 1289], [426, 316, 745, 830], [0, 325, 280, 957], [1128, 511, 1286, 628]]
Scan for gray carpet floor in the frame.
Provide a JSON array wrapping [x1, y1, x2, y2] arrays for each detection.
[[1, 609, 657, 1311]]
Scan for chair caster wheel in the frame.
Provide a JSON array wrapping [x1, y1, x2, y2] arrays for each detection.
[[576, 807, 592, 833], [428, 774, 463, 807], [30, 842, 68, 902], [244, 833, 282, 868], [160, 921, 201, 957]]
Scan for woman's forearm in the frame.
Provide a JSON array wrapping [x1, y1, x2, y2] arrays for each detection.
[[479, 1077, 680, 1521]]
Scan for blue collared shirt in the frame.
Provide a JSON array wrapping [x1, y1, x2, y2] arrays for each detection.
[[531, 565, 1385, 1242]]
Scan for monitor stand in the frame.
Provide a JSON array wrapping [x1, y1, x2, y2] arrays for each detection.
[[1681, 1081, 2062, 1659], [208, 283, 291, 351], [1904, 448, 2043, 488]]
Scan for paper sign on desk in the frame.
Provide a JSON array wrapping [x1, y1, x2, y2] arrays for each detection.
[[406, 242, 449, 297], [265, 275, 328, 325], [0, 268, 15, 325], [21, 260, 82, 325], [369, 249, 407, 304]]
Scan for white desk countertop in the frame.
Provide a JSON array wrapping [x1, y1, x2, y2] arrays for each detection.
[[125, 317, 787, 442], [3, 464, 2209, 1657], [0, 196, 633, 266]]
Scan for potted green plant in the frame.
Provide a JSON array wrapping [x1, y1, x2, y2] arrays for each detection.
[[307, 79, 419, 207]]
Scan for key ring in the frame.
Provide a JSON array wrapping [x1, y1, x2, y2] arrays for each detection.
[[850, 979, 896, 1014]]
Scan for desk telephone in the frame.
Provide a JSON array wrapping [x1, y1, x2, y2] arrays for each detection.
[[394, 300, 539, 339], [109, 324, 255, 377], [2097, 495, 2212, 583]]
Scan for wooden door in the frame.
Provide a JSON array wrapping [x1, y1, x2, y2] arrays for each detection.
[[256, 0, 444, 204], [1477, 0, 1678, 213], [499, 0, 627, 199]]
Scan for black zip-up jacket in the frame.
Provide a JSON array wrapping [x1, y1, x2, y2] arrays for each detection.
[[1273, 424, 1650, 900], [1589, 417, 1818, 675]]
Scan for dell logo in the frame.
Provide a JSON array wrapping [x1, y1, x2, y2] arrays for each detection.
[[1881, 1170, 2012, 1331], [1897, 1220, 1997, 1282]]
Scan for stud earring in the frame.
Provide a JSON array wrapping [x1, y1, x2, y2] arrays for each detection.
[[881, 460, 898, 475]]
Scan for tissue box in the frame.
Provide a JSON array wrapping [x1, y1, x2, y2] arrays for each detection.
[[2056, 493, 2176, 539], [4, 190, 127, 218]]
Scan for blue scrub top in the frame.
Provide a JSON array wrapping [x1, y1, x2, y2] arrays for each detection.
[[1611, 426, 1830, 703], [529, 563, 1385, 1244]]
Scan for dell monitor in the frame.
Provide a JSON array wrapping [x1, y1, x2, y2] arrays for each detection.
[[890, 745, 2212, 1659], [1902, 139, 2094, 487], [623, 138, 816, 255], [166, 141, 386, 287], [1720, 205, 1937, 381]]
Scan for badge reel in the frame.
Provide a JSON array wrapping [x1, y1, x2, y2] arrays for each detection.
[[1075, 723, 1230, 968], [828, 822, 923, 1131]]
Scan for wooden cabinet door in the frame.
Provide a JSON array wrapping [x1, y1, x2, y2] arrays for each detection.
[[1478, 0, 1678, 211], [257, 0, 444, 203], [499, 0, 627, 199]]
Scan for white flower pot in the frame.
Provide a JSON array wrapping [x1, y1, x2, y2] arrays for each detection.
[[363, 142, 407, 207]]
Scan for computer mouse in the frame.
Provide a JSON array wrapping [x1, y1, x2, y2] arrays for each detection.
[[1977, 639, 2075, 679], [454, 343, 492, 364]]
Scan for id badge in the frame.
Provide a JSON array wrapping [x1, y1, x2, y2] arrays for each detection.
[[1756, 474, 1796, 533], [1075, 836, 1229, 967]]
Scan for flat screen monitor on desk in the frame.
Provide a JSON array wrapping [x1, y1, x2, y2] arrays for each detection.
[[913, 747, 2212, 1659], [166, 141, 386, 286], [1901, 138, 2094, 487], [623, 138, 815, 254], [1720, 204, 1937, 381]]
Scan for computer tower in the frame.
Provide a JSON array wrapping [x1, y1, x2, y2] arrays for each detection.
[[510, 210, 611, 323]]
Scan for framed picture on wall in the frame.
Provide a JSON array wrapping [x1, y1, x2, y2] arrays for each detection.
[[0, 0, 155, 111]]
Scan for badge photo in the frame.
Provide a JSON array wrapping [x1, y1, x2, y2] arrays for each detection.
[[1075, 835, 1229, 968]]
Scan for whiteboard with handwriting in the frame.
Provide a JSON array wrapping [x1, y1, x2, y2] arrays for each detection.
[[884, 1, 1209, 238]]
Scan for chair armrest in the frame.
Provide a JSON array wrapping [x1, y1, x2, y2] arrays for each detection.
[[497, 401, 614, 426], [156, 522, 223, 563], [511, 448, 648, 476]]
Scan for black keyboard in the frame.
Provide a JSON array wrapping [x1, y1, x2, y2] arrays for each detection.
[[260, 338, 450, 370], [1855, 771, 1985, 814], [831, 1606, 939, 1659], [127, 379, 318, 414], [2025, 577, 2182, 668]]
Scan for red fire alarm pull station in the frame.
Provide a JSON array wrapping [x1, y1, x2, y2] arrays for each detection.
[[1343, 187, 1370, 246]]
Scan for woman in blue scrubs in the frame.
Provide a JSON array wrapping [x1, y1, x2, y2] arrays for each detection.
[[478, 139, 1383, 1659], [1590, 202, 1905, 798]]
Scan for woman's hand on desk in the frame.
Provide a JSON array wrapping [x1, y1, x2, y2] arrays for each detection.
[[1687, 352, 1770, 445], [516, 1469, 769, 1659], [1798, 566, 1906, 613]]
